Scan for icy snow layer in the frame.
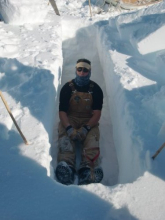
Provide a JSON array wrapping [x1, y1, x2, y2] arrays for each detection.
[[0, 0, 50, 24], [0, 1, 165, 220]]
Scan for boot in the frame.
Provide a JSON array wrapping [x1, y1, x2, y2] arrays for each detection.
[[55, 161, 75, 185], [78, 166, 103, 185]]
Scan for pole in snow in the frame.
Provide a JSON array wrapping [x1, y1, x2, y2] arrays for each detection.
[[152, 142, 165, 160], [88, 0, 92, 17], [49, 0, 60, 16], [0, 91, 29, 145]]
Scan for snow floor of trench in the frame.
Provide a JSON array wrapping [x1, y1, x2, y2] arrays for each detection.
[[50, 17, 119, 186]]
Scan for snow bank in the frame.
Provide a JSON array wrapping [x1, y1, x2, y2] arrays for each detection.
[[95, 0, 165, 183], [0, 15, 62, 175], [85, 171, 165, 220], [0, 0, 50, 24]]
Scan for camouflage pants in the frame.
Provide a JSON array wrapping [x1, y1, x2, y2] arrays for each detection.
[[57, 115, 100, 170]]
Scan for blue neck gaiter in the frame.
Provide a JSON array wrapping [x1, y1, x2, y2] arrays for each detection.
[[74, 70, 91, 86]]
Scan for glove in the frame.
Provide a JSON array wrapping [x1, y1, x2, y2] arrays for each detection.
[[77, 125, 91, 142], [66, 125, 77, 141]]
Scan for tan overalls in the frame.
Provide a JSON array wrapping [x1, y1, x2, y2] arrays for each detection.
[[58, 82, 100, 171]]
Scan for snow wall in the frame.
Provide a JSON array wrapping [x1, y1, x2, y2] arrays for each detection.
[[95, 1, 165, 183], [0, 0, 49, 24], [0, 14, 63, 177], [96, 24, 144, 183]]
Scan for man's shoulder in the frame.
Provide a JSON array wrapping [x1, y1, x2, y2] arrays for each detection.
[[60, 80, 74, 93], [62, 80, 74, 88], [90, 80, 102, 91]]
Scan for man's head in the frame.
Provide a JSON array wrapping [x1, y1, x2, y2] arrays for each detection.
[[74, 59, 91, 86], [76, 59, 91, 73]]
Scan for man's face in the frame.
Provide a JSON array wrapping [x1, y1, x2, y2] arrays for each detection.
[[76, 67, 90, 77]]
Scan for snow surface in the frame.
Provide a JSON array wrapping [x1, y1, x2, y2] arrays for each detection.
[[0, 0, 49, 24], [0, 0, 165, 219]]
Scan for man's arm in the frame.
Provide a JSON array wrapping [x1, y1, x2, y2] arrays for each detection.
[[76, 110, 101, 141], [59, 110, 101, 129], [59, 111, 71, 129], [59, 111, 78, 140], [86, 110, 101, 128]]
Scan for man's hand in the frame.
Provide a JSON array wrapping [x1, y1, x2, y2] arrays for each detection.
[[77, 125, 91, 142], [66, 125, 78, 141]]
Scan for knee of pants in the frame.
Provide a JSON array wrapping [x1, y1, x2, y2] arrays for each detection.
[[83, 126, 100, 147], [58, 136, 76, 167], [58, 136, 74, 153], [80, 147, 101, 168]]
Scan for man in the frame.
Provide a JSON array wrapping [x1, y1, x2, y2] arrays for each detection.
[[55, 58, 103, 185]]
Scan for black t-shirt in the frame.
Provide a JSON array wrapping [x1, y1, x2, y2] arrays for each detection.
[[59, 80, 103, 112]]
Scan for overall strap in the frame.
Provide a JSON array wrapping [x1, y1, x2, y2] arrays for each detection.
[[69, 81, 77, 93], [83, 147, 100, 182], [83, 147, 100, 166], [88, 82, 94, 94]]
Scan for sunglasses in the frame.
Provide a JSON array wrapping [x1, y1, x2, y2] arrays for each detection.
[[77, 67, 89, 73]]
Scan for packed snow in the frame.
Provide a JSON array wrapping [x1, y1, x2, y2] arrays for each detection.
[[0, 0, 165, 219], [0, 0, 49, 24]]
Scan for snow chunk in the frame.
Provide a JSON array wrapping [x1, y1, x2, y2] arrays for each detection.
[[0, 0, 50, 24], [138, 25, 165, 55]]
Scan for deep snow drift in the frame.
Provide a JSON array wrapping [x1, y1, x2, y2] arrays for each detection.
[[0, 0, 165, 220]]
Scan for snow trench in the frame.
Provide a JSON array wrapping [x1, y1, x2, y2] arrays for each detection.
[[51, 18, 119, 186], [51, 16, 153, 185]]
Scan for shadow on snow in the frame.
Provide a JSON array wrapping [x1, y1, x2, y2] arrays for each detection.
[[0, 123, 138, 220]]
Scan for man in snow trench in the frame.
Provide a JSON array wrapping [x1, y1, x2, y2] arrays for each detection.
[[55, 58, 103, 185]]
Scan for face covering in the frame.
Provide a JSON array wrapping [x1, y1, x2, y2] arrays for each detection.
[[74, 70, 91, 86]]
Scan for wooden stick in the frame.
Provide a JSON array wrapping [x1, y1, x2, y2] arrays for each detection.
[[49, 0, 60, 16], [152, 142, 165, 160], [89, 0, 92, 17], [0, 91, 29, 145]]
